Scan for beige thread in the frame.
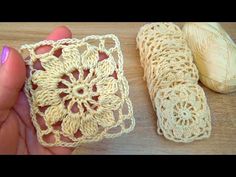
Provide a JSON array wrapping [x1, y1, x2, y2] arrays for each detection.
[[20, 34, 135, 147], [136, 23, 211, 143], [182, 22, 236, 93]]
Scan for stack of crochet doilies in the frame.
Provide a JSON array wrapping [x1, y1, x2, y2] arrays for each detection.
[[136, 23, 211, 143], [20, 34, 135, 147]]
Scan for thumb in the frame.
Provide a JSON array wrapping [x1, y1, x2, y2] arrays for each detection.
[[0, 46, 26, 116]]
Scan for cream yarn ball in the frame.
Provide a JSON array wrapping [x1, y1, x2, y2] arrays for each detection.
[[182, 22, 236, 93]]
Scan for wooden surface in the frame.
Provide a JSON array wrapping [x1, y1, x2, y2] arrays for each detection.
[[0, 22, 235, 154]]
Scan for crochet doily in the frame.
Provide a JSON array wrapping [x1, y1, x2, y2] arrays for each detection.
[[20, 34, 135, 147], [155, 84, 211, 143], [136, 23, 211, 143]]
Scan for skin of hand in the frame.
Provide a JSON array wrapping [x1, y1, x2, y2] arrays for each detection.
[[0, 26, 75, 154]]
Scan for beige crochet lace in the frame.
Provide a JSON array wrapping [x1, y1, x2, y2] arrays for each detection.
[[20, 34, 135, 147], [136, 23, 211, 143]]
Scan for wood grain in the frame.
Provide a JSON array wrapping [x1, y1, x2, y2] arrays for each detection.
[[0, 22, 235, 154]]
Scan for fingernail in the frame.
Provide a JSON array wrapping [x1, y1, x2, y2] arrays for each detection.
[[0, 46, 10, 64]]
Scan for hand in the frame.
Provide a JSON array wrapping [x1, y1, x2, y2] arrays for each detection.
[[0, 26, 75, 154]]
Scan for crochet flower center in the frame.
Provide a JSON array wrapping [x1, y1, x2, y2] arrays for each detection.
[[74, 86, 86, 97], [174, 102, 195, 122], [58, 69, 99, 114]]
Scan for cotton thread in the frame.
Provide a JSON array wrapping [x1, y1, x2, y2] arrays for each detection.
[[182, 22, 236, 93]]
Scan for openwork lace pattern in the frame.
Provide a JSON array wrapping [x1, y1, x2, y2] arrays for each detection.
[[20, 34, 135, 147], [136, 23, 211, 143]]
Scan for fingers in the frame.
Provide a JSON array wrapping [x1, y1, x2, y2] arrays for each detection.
[[46, 26, 72, 41], [0, 111, 20, 154], [14, 26, 72, 128], [26, 125, 73, 155], [0, 47, 26, 113], [0, 26, 74, 154], [33, 26, 72, 70], [28, 26, 74, 152], [0, 26, 72, 113], [36, 26, 72, 54]]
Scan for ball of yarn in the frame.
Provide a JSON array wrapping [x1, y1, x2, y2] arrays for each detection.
[[182, 22, 236, 93]]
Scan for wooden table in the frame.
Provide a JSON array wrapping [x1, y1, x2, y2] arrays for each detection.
[[0, 22, 235, 154]]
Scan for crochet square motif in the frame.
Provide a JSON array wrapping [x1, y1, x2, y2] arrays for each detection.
[[20, 34, 135, 147], [136, 23, 211, 143]]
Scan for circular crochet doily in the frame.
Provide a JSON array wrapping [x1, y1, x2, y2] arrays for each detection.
[[155, 84, 211, 143]]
